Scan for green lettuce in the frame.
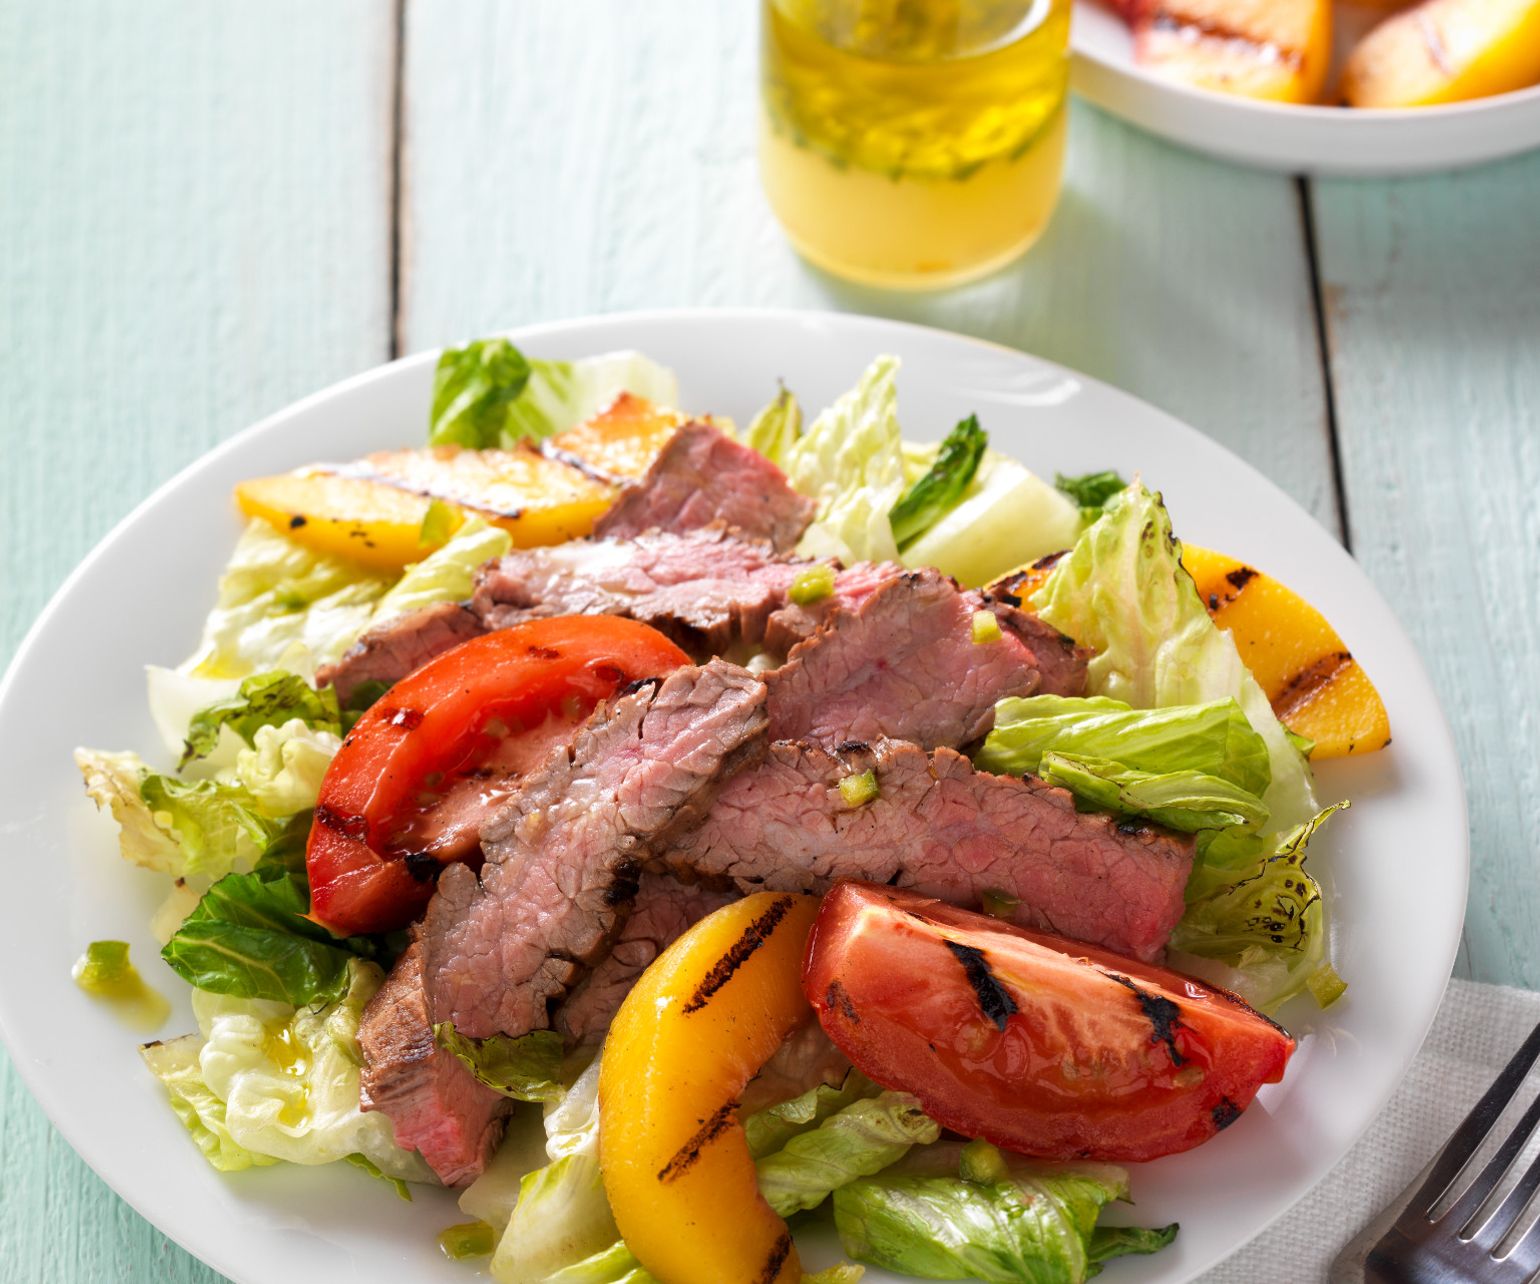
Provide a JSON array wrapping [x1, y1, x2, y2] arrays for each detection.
[[430, 339, 679, 449], [433, 1025, 566, 1103], [833, 1147, 1175, 1283], [140, 1034, 276, 1173], [1030, 483, 1317, 834], [787, 356, 906, 565], [1054, 470, 1128, 521], [161, 861, 386, 1006], [186, 514, 509, 681], [744, 1069, 880, 1159], [899, 453, 1082, 588], [976, 694, 1270, 797], [76, 748, 288, 880], [181, 671, 341, 767], [1037, 753, 1270, 834], [1172, 803, 1349, 1009], [745, 385, 801, 468], [233, 719, 339, 817], [143, 960, 429, 1181], [757, 1092, 940, 1217], [889, 414, 987, 549]]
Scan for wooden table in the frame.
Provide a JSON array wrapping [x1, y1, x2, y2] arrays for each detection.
[[2, 2, 1536, 1278]]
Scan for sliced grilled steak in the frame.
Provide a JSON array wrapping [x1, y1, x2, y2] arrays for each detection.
[[320, 601, 485, 706], [358, 943, 508, 1188], [765, 568, 1057, 751], [990, 597, 1086, 699], [422, 659, 768, 1039], [553, 874, 734, 1046], [662, 739, 1193, 963], [761, 560, 897, 653], [594, 423, 815, 552]]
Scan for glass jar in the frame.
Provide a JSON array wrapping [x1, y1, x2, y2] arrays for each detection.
[[760, 0, 1071, 289]]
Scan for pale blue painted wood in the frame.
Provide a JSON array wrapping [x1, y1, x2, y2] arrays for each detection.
[[0, 1, 397, 1279], [398, 0, 1341, 534], [1310, 155, 1540, 990]]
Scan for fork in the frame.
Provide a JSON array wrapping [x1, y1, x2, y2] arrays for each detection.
[[1331, 1021, 1540, 1283]]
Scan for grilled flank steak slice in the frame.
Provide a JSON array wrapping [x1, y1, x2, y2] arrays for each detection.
[[592, 423, 815, 552], [663, 738, 1194, 964], [421, 659, 768, 1040]]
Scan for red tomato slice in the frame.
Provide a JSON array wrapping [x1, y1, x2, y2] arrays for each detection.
[[803, 882, 1295, 1162], [307, 616, 689, 936]]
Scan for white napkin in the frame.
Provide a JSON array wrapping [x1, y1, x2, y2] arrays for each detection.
[[1199, 977, 1540, 1282]]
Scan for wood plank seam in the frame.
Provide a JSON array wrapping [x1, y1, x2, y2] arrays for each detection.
[[390, 0, 407, 359]]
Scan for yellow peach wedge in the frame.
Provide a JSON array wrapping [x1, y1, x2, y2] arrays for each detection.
[[543, 391, 686, 482], [598, 892, 820, 1284], [1343, 0, 1540, 108], [1135, 0, 1333, 104]]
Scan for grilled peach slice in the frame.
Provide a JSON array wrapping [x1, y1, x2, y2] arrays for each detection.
[[599, 893, 819, 1284], [1134, 0, 1333, 103], [990, 546, 1390, 759], [542, 391, 685, 482], [1343, 0, 1540, 107]]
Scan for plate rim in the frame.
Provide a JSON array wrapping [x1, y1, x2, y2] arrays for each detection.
[[0, 306, 1472, 1282]]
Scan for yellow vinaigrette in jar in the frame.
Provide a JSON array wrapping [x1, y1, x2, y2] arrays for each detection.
[[761, 0, 1071, 289]]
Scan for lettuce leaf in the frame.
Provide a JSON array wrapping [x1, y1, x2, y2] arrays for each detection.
[[744, 385, 801, 468], [233, 719, 339, 817], [160, 862, 384, 1006], [433, 1025, 565, 1103], [756, 1092, 939, 1217], [1054, 470, 1128, 521], [181, 671, 341, 767], [889, 415, 987, 549], [371, 515, 511, 622], [744, 1068, 879, 1159], [898, 453, 1081, 588], [1172, 803, 1349, 1010], [1037, 753, 1270, 834], [188, 959, 429, 1179], [430, 340, 679, 449], [1030, 483, 1317, 834], [788, 356, 906, 565], [140, 1034, 276, 1173], [832, 1154, 1175, 1283], [976, 694, 1270, 797]]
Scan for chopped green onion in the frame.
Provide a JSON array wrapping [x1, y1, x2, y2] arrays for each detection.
[[789, 564, 837, 606], [437, 1220, 495, 1259], [838, 770, 879, 808], [1307, 964, 1348, 1008], [418, 498, 462, 549], [959, 1138, 1009, 1184], [73, 940, 133, 994], [971, 610, 1002, 645], [980, 890, 1018, 920]]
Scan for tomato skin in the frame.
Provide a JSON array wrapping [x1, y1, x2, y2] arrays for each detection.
[[803, 882, 1294, 1163], [307, 616, 690, 936]]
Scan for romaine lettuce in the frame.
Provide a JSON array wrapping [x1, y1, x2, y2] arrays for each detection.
[[181, 671, 341, 767], [788, 356, 906, 565], [233, 719, 340, 817], [139, 1034, 276, 1173], [756, 1092, 940, 1217], [744, 1068, 880, 1159], [889, 415, 987, 549], [1054, 470, 1128, 521], [898, 453, 1081, 588], [976, 694, 1270, 798], [833, 1149, 1175, 1283], [1030, 483, 1318, 834], [370, 515, 511, 622], [430, 340, 679, 449], [161, 862, 384, 1006], [1172, 803, 1349, 1009], [433, 1025, 566, 1103], [1037, 752, 1270, 834], [744, 385, 801, 468]]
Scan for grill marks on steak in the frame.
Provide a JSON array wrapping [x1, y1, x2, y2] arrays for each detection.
[[662, 739, 1194, 963], [358, 943, 509, 1187], [593, 423, 815, 552], [765, 568, 1073, 752], [553, 874, 734, 1046], [421, 659, 768, 1039]]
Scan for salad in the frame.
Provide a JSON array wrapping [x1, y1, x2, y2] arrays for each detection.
[[73, 339, 1391, 1283]]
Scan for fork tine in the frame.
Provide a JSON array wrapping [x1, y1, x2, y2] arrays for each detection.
[[1446, 1088, 1540, 1234], [1468, 1137, 1540, 1254], [1404, 1021, 1540, 1221], [1498, 1199, 1540, 1279]]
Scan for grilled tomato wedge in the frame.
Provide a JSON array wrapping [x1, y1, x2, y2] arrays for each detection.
[[306, 616, 689, 936], [804, 882, 1295, 1163]]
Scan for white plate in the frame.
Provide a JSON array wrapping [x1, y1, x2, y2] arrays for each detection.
[[0, 310, 1467, 1283], [1072, 1, 1540, 175]]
